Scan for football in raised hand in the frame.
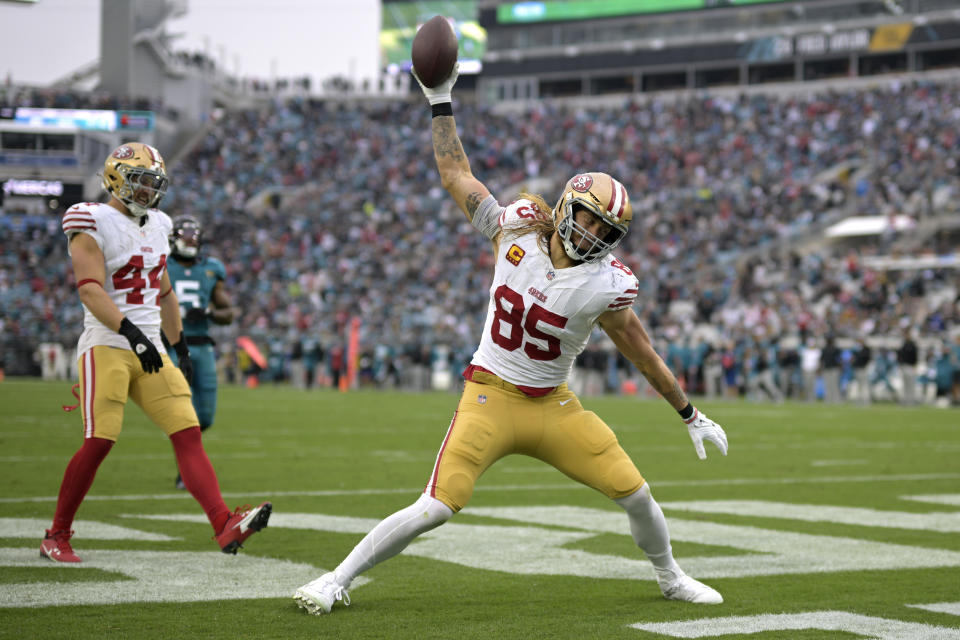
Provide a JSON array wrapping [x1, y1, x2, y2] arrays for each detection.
[[411, 15, 458, 88]]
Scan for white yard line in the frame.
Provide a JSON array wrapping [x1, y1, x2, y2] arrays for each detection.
[[0, 452, 269, 463], [810, 459, 868, 467], [906, 602, 960, 616], [903, 494, 960, 507], [2, 473, 960, 503]]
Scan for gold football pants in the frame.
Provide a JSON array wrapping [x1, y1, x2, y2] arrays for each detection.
[[426, 376, 645, 512], [76, 345, 198, 441]]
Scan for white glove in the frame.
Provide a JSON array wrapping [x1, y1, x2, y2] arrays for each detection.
[[683, 407, 728, 460], [412, 62, 460, 105]]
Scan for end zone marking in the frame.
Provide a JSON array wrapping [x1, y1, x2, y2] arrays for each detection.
[[0, 518, 177, 541], [906, 602, 960, 616], [2, 474, 960, 504], [630, 611, 960, 639]]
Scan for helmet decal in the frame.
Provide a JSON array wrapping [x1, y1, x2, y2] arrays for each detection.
[[570, 174, 593, 192], [112, 145, 135, 159]]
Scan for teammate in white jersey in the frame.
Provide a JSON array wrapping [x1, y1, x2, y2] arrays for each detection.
[[295, 68, 729, 615], [42, 142, 270, 564]]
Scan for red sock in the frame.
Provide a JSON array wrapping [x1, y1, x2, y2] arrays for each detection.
[[169, 427, 231, 532], [52, 437, 114, 531]]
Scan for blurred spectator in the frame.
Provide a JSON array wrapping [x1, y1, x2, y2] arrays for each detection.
[[821, 336, 842, 404], [3, 80, 960, 406], [801, 338, 821, 402], [851, 339, 872, 405], [897, 330, 919, 405]]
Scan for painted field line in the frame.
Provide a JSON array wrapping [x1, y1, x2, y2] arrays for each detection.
[[810, 459, 868, 467], [905, 494, 960, 507], [2, 472, 960, 504], [661, 500, 960, 532], [630, 611, 960, 639], [0, 452, 270, 463], [0, 518, 177, 541], [907, 602, 960, 616]]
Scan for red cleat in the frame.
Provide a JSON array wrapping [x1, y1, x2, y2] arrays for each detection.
[[40, 529, 82, 563], [215, 502, 272, 554]]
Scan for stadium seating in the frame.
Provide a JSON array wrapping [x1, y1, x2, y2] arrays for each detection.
[[1, 81, 958, 402]]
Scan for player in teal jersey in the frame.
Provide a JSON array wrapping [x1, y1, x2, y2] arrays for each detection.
[[166, 216, 236, 489]]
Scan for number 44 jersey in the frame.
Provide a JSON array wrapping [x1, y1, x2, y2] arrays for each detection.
[[471, 199, 639, 389], [62, 202, 172, 357]]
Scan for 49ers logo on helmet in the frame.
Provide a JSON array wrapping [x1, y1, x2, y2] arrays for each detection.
[[112, 145, 135, 159], [570, 174, 593, 192]]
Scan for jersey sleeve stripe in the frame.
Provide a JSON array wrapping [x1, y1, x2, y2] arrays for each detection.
[[623, 288, 638, 294], [63, 216, 94, 225], [613, 296, 636, 302], [607, 301, 634, 309]]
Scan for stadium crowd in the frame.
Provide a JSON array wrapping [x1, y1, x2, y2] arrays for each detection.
[[1, 84, 165, 115], [2, 79, 959, 405]]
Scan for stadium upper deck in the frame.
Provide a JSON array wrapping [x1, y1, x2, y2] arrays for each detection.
[[476, 0, 960, 100]]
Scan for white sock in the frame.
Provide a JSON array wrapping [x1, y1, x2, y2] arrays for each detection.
[[335, 493, 453, 587], [614, 484, 680, 575]]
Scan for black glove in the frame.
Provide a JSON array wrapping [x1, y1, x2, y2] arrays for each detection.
[[184, 307, 208, 324], [118, 317, 163, 373], [171, 332, 193, 384]]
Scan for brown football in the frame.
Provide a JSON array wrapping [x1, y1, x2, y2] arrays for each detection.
[[411, 15, 458, 88]]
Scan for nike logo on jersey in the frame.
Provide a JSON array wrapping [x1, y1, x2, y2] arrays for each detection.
[[559, 398, 572, 406]]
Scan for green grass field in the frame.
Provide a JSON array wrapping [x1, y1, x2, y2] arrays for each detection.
[[1, 378, 959, 639]]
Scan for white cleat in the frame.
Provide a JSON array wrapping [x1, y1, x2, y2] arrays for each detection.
[[294, 572, 350, 615], [657, 568, 723, 604]]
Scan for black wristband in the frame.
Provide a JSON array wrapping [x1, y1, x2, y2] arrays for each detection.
[[678, 403, 695, 420], [431, 102, 453, 118]]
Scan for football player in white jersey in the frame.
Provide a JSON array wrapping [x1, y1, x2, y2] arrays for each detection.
[[295, 68, 729, 614], [42, 143, 270, 563]]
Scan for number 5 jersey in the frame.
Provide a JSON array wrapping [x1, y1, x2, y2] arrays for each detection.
[[470, 199, 639, 390], [62, 202, 172, 357]]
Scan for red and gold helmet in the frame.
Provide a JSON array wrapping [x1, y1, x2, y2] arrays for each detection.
[[102, 142, 168, 217], [553, 172, 632, 262]]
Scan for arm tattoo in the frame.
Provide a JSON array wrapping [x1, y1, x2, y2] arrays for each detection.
[[661, 379, 689, 410], [465, 192, 483, 217], [639, 358, 688, 410], [432, 116, 466, 163]]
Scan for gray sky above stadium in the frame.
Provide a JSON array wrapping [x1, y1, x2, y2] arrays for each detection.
[[0, 0, 381, 87]]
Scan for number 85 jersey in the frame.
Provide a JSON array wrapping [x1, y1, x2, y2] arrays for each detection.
[[62, 202, 172, 356], [470, 199, 639, 389]]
